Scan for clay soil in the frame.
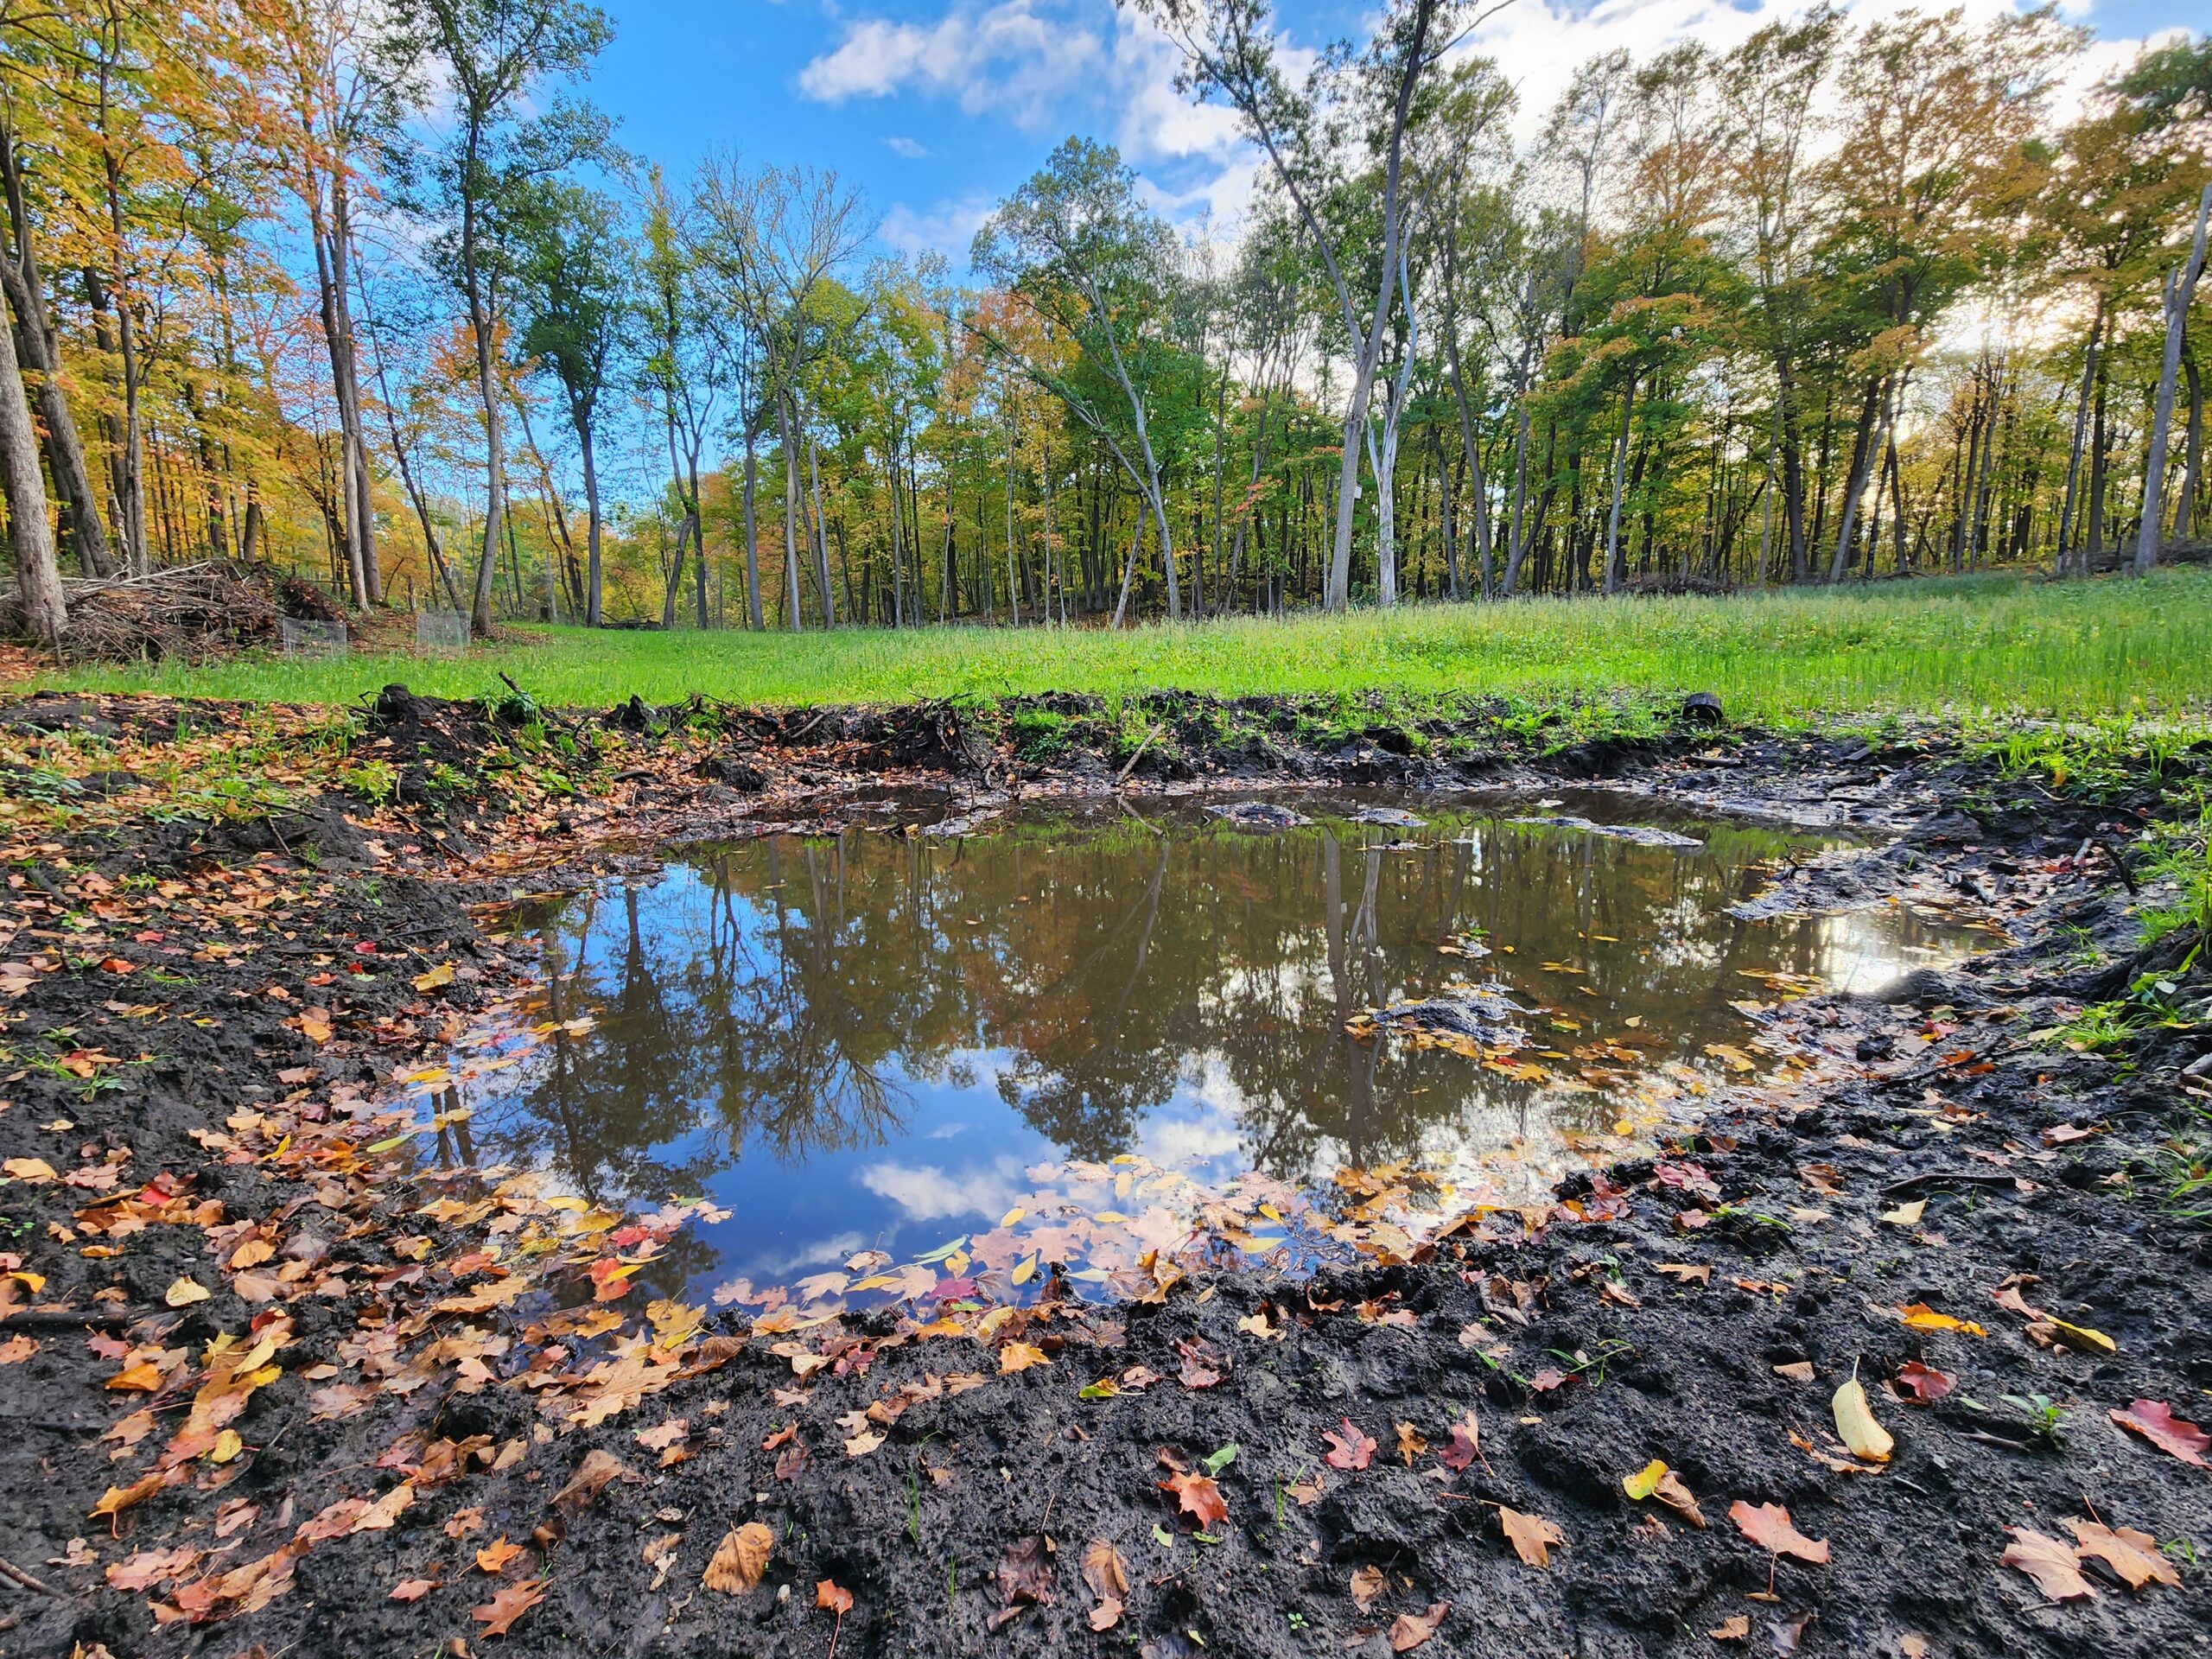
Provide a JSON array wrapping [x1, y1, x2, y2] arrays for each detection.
[[0, 686, 2207, 1659]]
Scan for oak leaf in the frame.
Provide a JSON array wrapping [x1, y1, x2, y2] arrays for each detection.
[[475, 1537, 524, 1575], [471, 1579, 545, 1637]]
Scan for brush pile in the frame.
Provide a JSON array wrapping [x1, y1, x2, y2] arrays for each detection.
[[6, 560, 347, 664]]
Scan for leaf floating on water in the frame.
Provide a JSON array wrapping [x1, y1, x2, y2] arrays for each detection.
[[1322, 1418, 1376, 1471], [1831, 1376, 1894, 1463], [2001, 1527, 2097, 1601], [1497, 1507, 1565, 1567], [1728, 1502, 1829, 1565], [2108, 1399, 2209, 1466], [1387, 1601, 1450, 1652], [2063, 1518, 2179, 1592], [702, 1522, 773, 1594]]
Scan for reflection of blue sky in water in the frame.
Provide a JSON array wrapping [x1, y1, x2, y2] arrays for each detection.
[[449, 795, 1990, 1300]]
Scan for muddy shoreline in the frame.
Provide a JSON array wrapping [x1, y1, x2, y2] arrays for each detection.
[[1, 688, 2207, 1658]]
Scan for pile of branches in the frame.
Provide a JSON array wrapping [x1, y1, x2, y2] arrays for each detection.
[[5, 560, 340, 664]]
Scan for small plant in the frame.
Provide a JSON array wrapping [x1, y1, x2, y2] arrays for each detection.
[[1999, 1392, 2069, 1447], [340, 758, 401, 804]]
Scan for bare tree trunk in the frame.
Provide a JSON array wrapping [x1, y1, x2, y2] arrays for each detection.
[[0, 294, 63, 640], [741, 426, 762, 630], [1827, 375, 1885, 582], [2056, 296, 2103, 576], [1603, 377, 1637, 594], [807, 430, 832, 628], [2136, 182, 2212, 575], [2180, 345, 2203, 543]]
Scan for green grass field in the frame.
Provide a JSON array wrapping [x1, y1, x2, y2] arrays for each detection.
[[30, 568, 2212, 724]]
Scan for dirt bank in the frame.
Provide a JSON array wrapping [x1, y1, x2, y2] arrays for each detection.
[[0, 687, 2207, 1659]]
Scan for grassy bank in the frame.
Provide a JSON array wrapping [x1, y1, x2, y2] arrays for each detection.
[[27, 567, 2212, 721]]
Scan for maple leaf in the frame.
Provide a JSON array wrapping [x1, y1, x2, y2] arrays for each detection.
[[703, 1522, 774, 1593], [1894, 1360, 1955, 1404], [2002, 1527, 2097, 1601], [1159, 1470, 1228, 1527], [999, 1341, 1050, 1375], [1394, 1421, 1427, 1466], [389, 1578, 438, 1602], [2063, 1518, 2179, 1592], [1350, 1563, 1387, 1611], [1728, 1501, 1829, 1564], [471, 1578, 546, 1637], [1322, 1417, 1376, 1471], [2108, 1399, 2209, 1467], [1498, 1506, 1565, 1567], [1387, 1601, 1450, 1652]]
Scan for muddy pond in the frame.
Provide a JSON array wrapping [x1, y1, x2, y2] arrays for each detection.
[[423, 791, 1989, 1310]]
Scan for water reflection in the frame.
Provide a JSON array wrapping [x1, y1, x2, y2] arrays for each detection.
[[454, 794, 1983, 1294]]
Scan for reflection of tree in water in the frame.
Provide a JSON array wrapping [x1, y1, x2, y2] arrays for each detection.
[[472, 804, 1871, 1198]]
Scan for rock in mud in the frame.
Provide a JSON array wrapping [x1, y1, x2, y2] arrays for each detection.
[[1513, 813, 1704, 849], [1680, 690, 1726, 726], [1207, 801, 1312, 830]]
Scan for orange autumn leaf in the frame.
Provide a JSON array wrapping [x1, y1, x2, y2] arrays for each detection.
[[471, 1578, 546, 1637], [1728, 1500, 1830, 1564], [2108, 1399, 2209, 1467], [1498, 1506, 1566, 1567], [999, 1341, 1050, 1375], [475, 1537, 524, 1575], [1322, 1417, 1376, 1471], [390, 1578, 439, 1602], [1158, 1470, 1228, 1528]]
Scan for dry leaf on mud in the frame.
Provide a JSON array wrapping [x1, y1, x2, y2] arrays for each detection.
[[703, 1522, 773, 1593], [1652, 1470, 1705, 1528], [1350, 1563, 1387, 1611], [1708, 1615, 1751, 1641], [1082, 1538, 1128, 1629], [1435, 1408, 1481, 1471], [163, 1276, 211, 1307], [1728, 1502, 1829, 1565], [999, 1341, 1050, 1375], [1879, 1198, 1927, 1226], [2063, 1519, 2178, 1592], [1897, 1302, 1986, 1337], [1894, 1360, 1955, 1404], [1287, 1471, 1325, 1506], [2002, 1527, 2097, 1601], [1158, 1470, 1228, 1527], [1497, 1506, 1565, 1567], [987, 1534, 1055, 1631], [2108, 1399, 2209, 1467], [1831, 1376, 1894, 1463], [1394, 1422, 1427, 1466], [352, 1481, 416, 1533], [1772, 1361, 1815, 1383], [475, 1537, 524, 1575], [471, 1579, 545, 1637], [1322, 1418, 1376, 1471], [551, 1449, 639, 1518], [1623, 1459, 1668, 1501], [816, 1578, 854, 1614], [389, 1578, 438, 1602], [1387, 1601, 1449, 1651]]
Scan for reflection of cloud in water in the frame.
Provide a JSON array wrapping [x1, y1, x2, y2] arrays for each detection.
[[730, 1230, 871, 1282], [861, 1156, 1030, 1223]]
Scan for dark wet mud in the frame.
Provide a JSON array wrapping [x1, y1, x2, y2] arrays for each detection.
[[0, 688, 2206, 1659]]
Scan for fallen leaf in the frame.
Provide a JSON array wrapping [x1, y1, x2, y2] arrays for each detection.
[[1831, 1377, 1894, 1463], [999, 1341, 1050, 1375], [1656, 1262, 1712, 1285], [987, 1533, 1055, 1630], [551, 1448, 638, 1518], [2108, 1399, 2210, 1467], [1623, 1459, 1668, 1501], [0, 1333, 34, 1364], [475, 1537, 524, 1575], [1388, 1601, 1450, 1652], [1081, 1538, 1129, 1611], [1708, 1614, 1751, 1641], [816, 1578, 854, 1614], [1728, 1502, 1829, 1565], [1880, 1198, 1927, 1227], [389, 1578, 438, 1602], [2002, 1527, 2097, 1601], [844, 1428, 886, 1458], [1350, 1563, 1387, 1611], [2031, 1318, 2116, 1357], [1772, 1361, 1815, 1383], [1435, 1408, 1481, 1471], [1894, 1360, 1955, 1404], [1897, 1303, 1986, 1337], [1158, 1470, 1227, 1528], [2063, 1517, 2178, 1592], [703, 1522, 774, 1593], [1394, 1421, 1427, 1466], [1498, 1506, 1566, 1567], [105, 1546, 200, 1591], [352, 1481, 416, 1533], [412, 963, 455, 991], [471, 1579, 546, 1636], [1322, 1417, 1376, 1471], [164, 1276, 211, 1307], [1653, 1470, 1705, 1528]]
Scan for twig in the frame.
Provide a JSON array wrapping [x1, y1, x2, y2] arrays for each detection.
[[2092, 837, 2138, 894], [1115, 725, 1166, 786], [1878, 1171, 2020, 1198], [0, 1554, 63, 1598]]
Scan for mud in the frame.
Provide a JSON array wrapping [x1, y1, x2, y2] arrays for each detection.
[[0, 686, 2207, 1659]]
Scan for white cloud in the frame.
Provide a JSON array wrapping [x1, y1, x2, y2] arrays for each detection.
[[860, 1155, 1029, 1222], [885, 135, 929, 158], [798, 1, 1107, 129], [881, 193, 998, 258]]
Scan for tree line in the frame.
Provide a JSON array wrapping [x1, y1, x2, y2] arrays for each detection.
[[2, 0, 2209, 646]]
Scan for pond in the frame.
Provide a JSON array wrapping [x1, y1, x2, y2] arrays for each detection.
[[421, 791, 1989, 1312]]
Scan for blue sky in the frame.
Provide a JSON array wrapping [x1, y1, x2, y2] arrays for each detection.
[[586, 0, 2196, 268]]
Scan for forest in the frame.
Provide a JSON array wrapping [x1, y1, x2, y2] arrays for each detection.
[[3, 0, 2209, 648]]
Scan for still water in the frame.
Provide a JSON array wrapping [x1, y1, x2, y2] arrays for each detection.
[[440, 792, 1983, 1304]]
